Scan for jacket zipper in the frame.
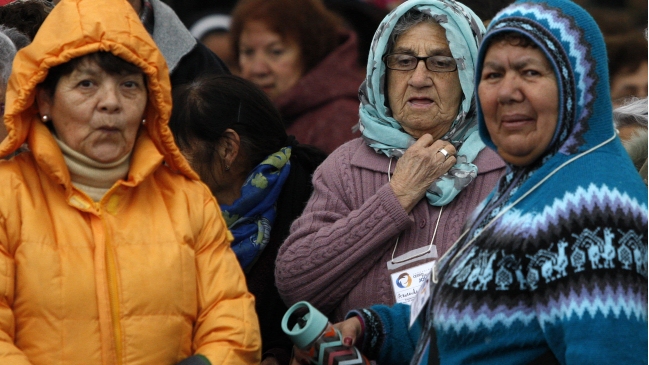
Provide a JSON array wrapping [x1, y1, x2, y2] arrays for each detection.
[[103, 215, 123, 365]]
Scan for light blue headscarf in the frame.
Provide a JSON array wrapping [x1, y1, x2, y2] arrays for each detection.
[[357, 0, 486, 206]]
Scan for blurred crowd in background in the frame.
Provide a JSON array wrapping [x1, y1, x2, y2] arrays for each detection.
[[165, 0, 647, 105], [0, 0, 644, 154], [0, 0, 644, 364]]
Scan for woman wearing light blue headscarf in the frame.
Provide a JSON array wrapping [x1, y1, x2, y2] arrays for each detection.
[[358, 0, 489, 206], [276, 0, 505, 324], [323, 0, 647, 365]]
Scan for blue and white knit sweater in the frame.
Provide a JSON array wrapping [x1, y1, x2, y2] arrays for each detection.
[[359, 0, 648, 364], [432, 0, 648, 363]]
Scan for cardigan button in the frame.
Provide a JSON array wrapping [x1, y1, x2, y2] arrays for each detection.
[[419, 219, 426, 228]]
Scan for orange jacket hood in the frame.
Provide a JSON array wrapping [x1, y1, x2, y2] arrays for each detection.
[[3, 0, 197, 181]]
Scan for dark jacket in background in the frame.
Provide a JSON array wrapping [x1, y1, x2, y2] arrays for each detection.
[[246, 147, 326, 365], [277, 30, 364, 154]]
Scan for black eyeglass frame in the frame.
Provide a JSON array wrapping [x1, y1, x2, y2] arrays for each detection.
[[382, 53, 458, 72]]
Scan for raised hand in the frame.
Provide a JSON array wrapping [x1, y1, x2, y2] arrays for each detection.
[[389, 134, 457, 213]]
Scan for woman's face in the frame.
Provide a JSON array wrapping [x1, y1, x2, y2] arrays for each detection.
[[37, 57, 147, 163], [238, 21, 305, 101], [610, 61, 648, 107], [478, 41, 558, 166], [386, 22, 462, 140]]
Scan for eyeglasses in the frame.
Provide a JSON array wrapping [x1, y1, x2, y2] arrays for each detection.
[[383, 54, 457, 72]]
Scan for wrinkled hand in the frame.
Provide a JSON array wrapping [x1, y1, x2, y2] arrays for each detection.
[[390, 134, 457, 213], [289, 317, 363, 365]]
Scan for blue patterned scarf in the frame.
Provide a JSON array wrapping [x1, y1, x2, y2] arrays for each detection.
[[220, 147, 292, 271], [357, 0, 486, 206]]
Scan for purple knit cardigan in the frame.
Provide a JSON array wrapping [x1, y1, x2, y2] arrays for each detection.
[[275, 138, 505, 321]]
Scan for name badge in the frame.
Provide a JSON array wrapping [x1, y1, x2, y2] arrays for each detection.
[[390, 260, 435, 307], [387, 245, 437, 270], [409, 264, 433, 328]]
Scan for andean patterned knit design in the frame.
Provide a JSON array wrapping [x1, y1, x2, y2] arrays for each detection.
[[423, 0, 648, 364]]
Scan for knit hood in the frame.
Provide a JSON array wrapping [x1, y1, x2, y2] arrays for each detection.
[[476, 0, 616, 159], [467, 0, 646, 249], [3, 0, 198, 187]]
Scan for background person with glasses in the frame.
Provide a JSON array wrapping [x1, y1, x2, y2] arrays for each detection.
[[275, 0, 505, 324]]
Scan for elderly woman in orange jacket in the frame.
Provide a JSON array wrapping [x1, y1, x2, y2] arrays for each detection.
[[0, 0, 261, 364]]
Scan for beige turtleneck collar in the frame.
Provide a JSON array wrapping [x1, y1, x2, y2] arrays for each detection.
[[54, 135, 131, 202]]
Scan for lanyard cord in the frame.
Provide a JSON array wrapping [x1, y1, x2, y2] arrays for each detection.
[[432, 132, 617, 283], [388, 157, 443, 264]]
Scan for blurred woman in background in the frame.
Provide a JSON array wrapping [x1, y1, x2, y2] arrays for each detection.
[[230, 0, 365, 154], [606, 31, 648, 107]]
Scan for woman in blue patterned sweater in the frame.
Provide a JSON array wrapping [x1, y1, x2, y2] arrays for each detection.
[[325, 0, 648, 364]]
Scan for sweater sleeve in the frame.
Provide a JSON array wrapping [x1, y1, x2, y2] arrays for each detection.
[[192, 192, 262, 365], [347, 303, 422, 364], [0, 216, 32, 364], [275, 144, 412, 315]]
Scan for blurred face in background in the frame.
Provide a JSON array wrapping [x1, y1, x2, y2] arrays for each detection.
[[611, 61, 648, 107], [201, 31, 239, 74], [238, 20, 305, 101]]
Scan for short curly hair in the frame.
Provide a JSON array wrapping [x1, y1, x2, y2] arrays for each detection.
[[230, 0, 344, 74]]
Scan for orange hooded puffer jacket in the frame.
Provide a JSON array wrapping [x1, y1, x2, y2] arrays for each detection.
[[0, 0, 261, 364]]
